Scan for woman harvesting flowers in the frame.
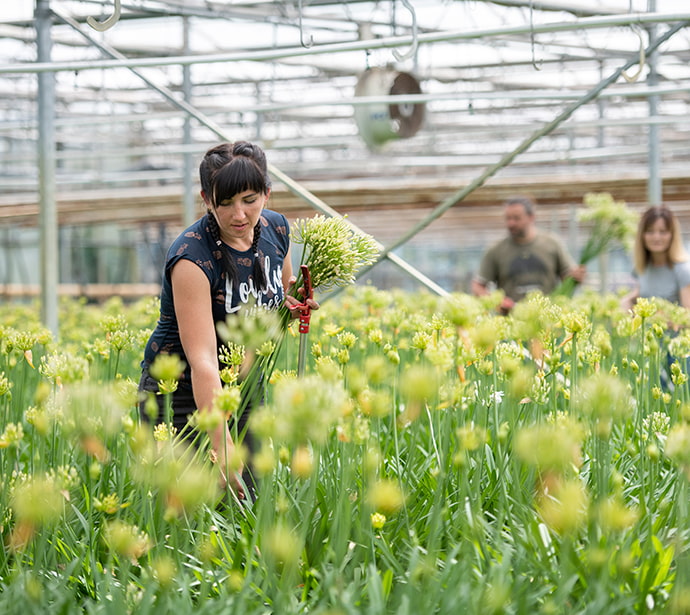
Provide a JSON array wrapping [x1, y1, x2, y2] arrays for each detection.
[[138, 142, 318, 497]]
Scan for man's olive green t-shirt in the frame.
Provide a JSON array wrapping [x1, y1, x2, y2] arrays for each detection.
[[476, 232, 574, 302]]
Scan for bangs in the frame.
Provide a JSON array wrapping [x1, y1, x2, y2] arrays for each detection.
[[212, 156, 268, 204], [642, 206, 672, 231]]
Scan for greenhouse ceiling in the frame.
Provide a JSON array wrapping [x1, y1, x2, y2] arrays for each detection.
[[2, 0, 690, 198]]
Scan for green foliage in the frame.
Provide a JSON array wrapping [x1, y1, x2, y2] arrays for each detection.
[[0, 288, 689, 613]]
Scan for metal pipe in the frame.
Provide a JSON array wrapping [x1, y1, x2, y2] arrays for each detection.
[[2, 11, 690, 74], [36, 0, 59, 336], [647, 0, 662, 206], [3, 77, 690, 117], [4, 79, 690, 122], [181, 16, 195, 227]]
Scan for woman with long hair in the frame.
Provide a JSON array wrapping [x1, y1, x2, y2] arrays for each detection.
[[622, 205, 690, 309], [138, 141, 317, 497]]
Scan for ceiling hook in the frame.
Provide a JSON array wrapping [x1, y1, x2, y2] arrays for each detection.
[[529, 0, 542, 70], [86, 0, 121, 32], [298, 0, 314, 48], [393, 0, 418, 62], [621, 25, 646, 83]]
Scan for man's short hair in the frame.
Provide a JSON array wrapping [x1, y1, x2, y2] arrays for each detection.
[[504, 196, 536, 216]]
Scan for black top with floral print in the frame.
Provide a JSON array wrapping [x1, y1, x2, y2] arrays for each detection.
[[142, 209, 290, 387]]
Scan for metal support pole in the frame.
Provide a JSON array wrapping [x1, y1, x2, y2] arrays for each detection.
[[182, 17, 195, 227], [647, 0, 662, 206], [36, 0, 59, 336]]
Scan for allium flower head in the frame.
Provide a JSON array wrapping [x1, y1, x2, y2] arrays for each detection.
[[642, 411, 670, 441], [671, 361, 689, 386], [357, 388, 393, 418], [371, 512, 386, 529], [469, 316, 506, 353], [665, 423, 690, 478], [0, 371, 12, 397], [0, 422, 24, 448], [104, 520, 152, 561], [94, 493, 125, 515], [596, 497, 639, 532], [572, 372, 633, 427], [132, 441, 219, 515], [411, 331, 432, 351], [291, 445, 314, 479], [363, 354, 392, 386], [39, 351, 89, 385], [24, 406, 48, 436], [337, 331, 358, 349], [367, 479, 405, 516], [440, 293, 483, 329], [189, 406, 225, 432], [561, 310, 590, 335], [57, 382, 128, 439], [219, 342, 246, 369], [163, 459, 219, 518], [153, 422, 177, 442], [538, 478, 589, 535], [12, 476, 64, 527], [510, 293, 562, 341], [669, 329, 690, 359], [399, 364, 438, 422], [250, 374, 349, 446], [213, 384, 241, 418], [290, 214, 380, 291], [263, 523, 302, 573], [456, 422, 487, 452], [424, 339, 455, 371], [9, 330, 40, 353], [633, 297, 658, 319], [515, 419, 584, 473], [149, 353, 186, 382], [151, 555, 177, 588]]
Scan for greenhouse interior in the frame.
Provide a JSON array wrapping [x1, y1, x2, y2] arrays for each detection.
[[2, 0, 690, 309], [7, 3, 690, 614]]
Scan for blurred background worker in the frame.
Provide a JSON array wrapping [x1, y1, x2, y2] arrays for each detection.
[[471, 195, 585, 312], [621, 204, 690, 310]]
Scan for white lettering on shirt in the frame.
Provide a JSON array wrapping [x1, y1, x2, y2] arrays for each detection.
[[225, 254, 283, 314]]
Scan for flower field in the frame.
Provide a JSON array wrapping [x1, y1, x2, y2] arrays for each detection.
[[2, 287, 690, 614]]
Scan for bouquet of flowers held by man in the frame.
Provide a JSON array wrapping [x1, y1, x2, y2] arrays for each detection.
[[553, 192, 637, 297]]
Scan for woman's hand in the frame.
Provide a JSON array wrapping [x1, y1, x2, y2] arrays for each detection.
[[210, 425, 245, 499], [284, 275, 319, 318]]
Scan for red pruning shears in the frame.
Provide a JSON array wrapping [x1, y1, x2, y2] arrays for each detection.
[[296, 265, 313, 376]]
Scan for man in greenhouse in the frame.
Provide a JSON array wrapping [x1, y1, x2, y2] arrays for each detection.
[[471, 195, 585, 312]]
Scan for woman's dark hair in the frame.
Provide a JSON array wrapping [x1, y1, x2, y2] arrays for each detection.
[[200, 141, 271, 291]]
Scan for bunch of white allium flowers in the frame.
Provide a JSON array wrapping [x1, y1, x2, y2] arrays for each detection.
[[290, 214, 380, 291]]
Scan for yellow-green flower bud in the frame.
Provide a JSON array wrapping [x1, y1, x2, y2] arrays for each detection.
[[149, 354, 186, 382]]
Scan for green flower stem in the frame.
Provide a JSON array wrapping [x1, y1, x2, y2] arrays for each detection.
[[569, 332, 578, 413]]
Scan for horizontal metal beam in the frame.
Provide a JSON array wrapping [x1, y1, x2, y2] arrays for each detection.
[[1, 11, 689, 74]]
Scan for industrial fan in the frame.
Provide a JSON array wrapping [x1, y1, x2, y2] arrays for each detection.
[[353, 67, 425, 149]]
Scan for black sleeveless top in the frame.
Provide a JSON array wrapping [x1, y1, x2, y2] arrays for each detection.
[[142, 209, 290, 387]]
